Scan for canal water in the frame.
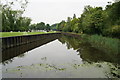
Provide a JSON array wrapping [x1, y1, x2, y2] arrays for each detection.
[[1, 34, 120, 78]]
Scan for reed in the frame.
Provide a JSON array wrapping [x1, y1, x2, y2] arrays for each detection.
[[81, 34, 120, 54]]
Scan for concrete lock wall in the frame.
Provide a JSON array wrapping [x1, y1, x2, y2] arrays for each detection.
[[1, 33, 61, 50]]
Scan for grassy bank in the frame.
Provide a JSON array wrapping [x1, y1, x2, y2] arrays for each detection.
[[81, 34, 120, 55], [0, 31, 56, 37], [63, 32, 120, 55]]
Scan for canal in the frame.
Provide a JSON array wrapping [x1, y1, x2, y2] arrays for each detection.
[[1, 34, 120, 78]]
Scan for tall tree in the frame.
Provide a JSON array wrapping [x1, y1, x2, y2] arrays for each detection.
[[1, 0, 31, 32], [73, 14, 76, 19]]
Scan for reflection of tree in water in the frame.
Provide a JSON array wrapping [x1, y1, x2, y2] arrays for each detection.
[[58, 35, 120, 78], [59, 35, 120, 64], [59, 35, 80, 50]]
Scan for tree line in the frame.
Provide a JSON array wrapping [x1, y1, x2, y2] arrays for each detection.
[[1, 0, 52, 32], [29, 22, 51, 32], [1, 0, 120, 38], [1, 0, 32, 32], [56, 1, 120, 38]]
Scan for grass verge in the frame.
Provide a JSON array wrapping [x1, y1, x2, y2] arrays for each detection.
[[0, 31, 56, 37]]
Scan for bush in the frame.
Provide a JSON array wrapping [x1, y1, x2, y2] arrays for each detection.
[[103, 25, 120, 38]]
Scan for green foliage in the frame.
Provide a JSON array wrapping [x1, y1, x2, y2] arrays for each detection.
[[29, 22, 51, 31], [70, 18, 79, 32], [0, 4, 2, 32], [73, 14, 76, 19], [59, 34, 120, 64], [46, 24, 51, 31], [81, 7, 105, 34], [104, 25, 120, 38], [2, 0, 31, 32], [56, 1, 120, 38], [50, 23, 58, 30], [36, 22, 46, 30], [57, 20, 66, 31], [65, 17, 72, 32], [87, 34, 120, 55], [106, 1, 120, 25], [103, 1, 120, 37]]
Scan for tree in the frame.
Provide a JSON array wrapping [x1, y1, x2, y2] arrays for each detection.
[[54, 1, 120, 38], [70, 18, 79, 32], [46, 24, 51, 31], [103, 1, 120, 37], [29, 22, 51, 31], [73, 14, 76, 19], [50, 23, 58, 31], [81, 6, 105, 34], [57, 20, 66, 31], [0, 4, 2, 31], [1, 0, 31, 32], [36, 22, 45, 30], [64, 17, 72, 32]]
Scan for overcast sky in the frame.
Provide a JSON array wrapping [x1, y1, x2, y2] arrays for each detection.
[[22, 0, 113, 25]]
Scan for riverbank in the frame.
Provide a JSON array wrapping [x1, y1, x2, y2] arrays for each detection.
[[1, 32, 61, 49], [0, 31, 57, 37], [86, 34, 119, 55], [1, 32, 119, 55], [62, 32, 120, 55]]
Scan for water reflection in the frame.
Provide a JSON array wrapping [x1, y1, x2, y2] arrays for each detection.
[[58, 35, 120, 64], [58, 35, 120, 78], [2, 34, 60, 65], [2, 34, 120, 78]]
